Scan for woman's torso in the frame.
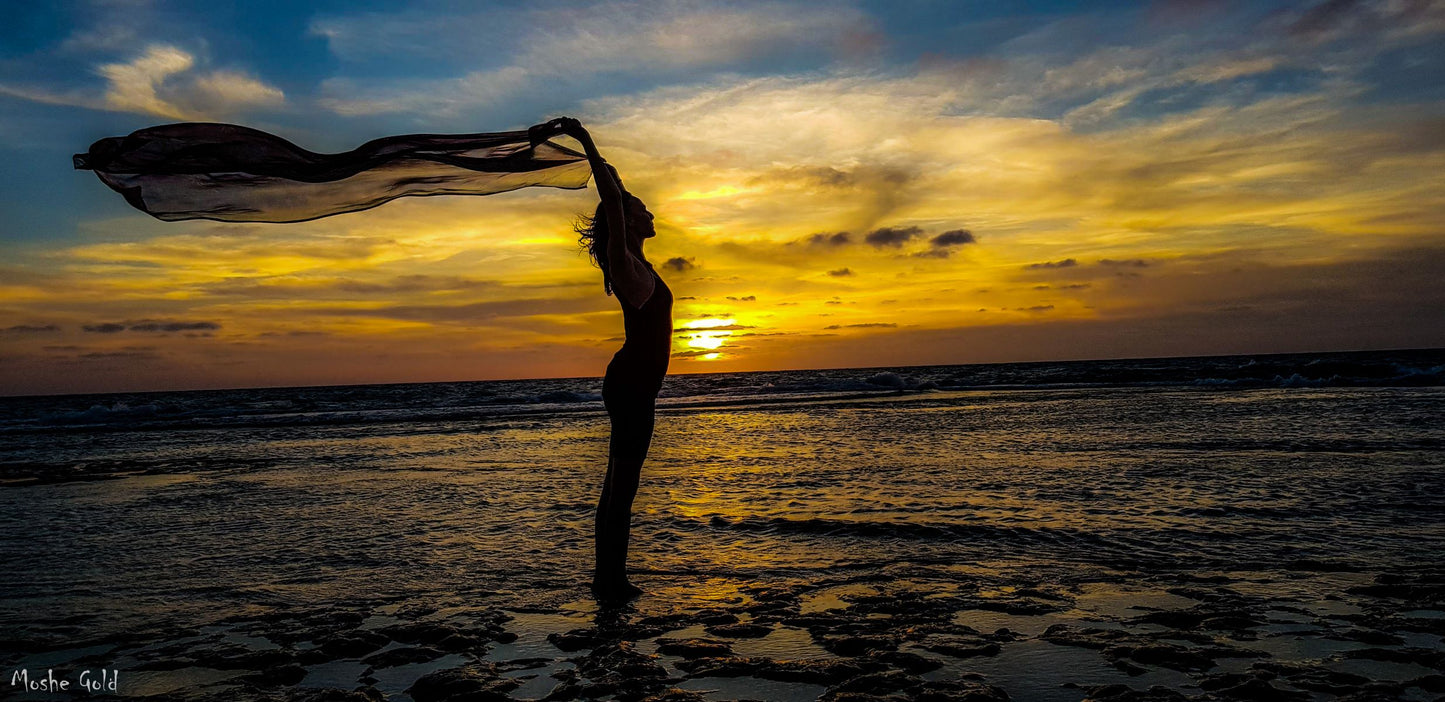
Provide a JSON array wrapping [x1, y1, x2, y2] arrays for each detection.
[[607, 266, 672, 390]]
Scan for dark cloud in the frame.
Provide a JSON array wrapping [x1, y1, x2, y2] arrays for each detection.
[[674, 324, 754, 335], [828, 267, 854, 277], [755, 166, 858, 188], [127, 321, 222, 333], [310, 295, 605, 325], [80, 350, 158, 359], [83, 320, 222, 333], [1099, 258, 1150, 268], [77, 346, 159, 360], [331, 275, 495, 295], [824, 322, 898, 329], [674, 349, 735, 359], [1017, 305, 1055, 312], [662, 256, 697, 272], [206, 275, 503, 298], [3, 324, 59, 334], [805, 232, 852, 247], [865, 226, 922, 248], [1026, 259, 1077, 269], [1289, 0, 1366, 38], [757, 165, 915, 190], [726, 295, 756, 302], [931, 229, 976, 247]]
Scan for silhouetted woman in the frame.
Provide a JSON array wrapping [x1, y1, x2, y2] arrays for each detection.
[[531, 117, 671, 601]]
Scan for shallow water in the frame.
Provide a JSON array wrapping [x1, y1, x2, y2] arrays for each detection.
[[2, 353, 1443, 700]]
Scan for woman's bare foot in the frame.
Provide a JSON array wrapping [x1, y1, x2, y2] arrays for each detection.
[[590, 577, 644, 602]]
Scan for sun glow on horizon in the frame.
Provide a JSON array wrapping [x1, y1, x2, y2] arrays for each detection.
[[680, 317, 738, 359]]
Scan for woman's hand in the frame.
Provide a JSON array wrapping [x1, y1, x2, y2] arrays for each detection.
[[528, 117, 588, 146], [555, 117, 587, 140]]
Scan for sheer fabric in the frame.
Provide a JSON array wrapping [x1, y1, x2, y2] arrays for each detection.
[[74, 122, 591, 223]]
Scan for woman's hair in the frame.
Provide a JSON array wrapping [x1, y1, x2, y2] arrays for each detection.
[[576, 202, 613, 296]]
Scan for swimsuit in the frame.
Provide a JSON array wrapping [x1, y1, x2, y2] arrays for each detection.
[[602, 267, 673, 462]]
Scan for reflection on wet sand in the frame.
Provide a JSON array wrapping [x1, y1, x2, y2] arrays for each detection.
[[2, 383, 1442, 700]]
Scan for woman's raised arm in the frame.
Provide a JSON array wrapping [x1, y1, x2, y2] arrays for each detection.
[[534, 117, 654, 306]]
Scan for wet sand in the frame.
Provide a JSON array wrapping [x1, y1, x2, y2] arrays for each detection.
[[3, 373, 1443, 700], [7, 562, 1444, 701]]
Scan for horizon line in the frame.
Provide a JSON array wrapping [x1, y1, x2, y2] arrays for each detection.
[[3, 344, 1440, 401]]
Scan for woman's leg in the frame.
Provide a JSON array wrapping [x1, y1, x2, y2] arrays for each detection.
[[593, 397, 654, 597], [595, 455, 643, 587], [594, 456, 615, 579]]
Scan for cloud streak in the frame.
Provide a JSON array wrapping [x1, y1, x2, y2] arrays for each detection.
[[313, 1, 874, 117]]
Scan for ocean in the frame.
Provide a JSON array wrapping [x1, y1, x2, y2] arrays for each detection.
[[2, 348, 1443, 701]]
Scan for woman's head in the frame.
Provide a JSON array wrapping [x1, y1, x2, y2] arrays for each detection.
[[576, 193, 655, 295], [625, 194, 656, 240]]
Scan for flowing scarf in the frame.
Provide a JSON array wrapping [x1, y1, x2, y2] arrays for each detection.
[[73, 123, 592, 223]]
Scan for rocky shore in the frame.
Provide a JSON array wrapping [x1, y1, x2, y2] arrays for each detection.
[[5, 565, 1443, 701]]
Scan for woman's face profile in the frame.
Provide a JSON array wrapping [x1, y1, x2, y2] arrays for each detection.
[[627, 196, 656, 239]]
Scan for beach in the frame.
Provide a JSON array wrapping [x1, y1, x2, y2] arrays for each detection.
[[2, 350, 1443, 701]]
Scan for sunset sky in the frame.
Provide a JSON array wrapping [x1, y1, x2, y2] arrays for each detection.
[[2, 0, 1443, 395]]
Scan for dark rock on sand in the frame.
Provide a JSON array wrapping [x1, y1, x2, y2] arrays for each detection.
[[361, 645, 444, 668], [1104, 643, 1217, 673], [655, 637, 733, 658], [1273, 667, 1372, 694], [549, 627, 607, 652], [695, 611, 741, 625], [1283, 559, 1363, 572], [573, 640, 674, 701], [676, 655, 878, 685], [1331, 688, 1410, 702], [566, 644, 673, 699], [1081, 684, 1191, 701], [1343, 647, 1445, 669], [635, 613, 698, 629], [638, 690, 710, 702], [238, 662, 307, 687], [705, 622, 773, 638], [1332, 628, 1406, 645], [437, 630, 497, 652], [1041, 624, 1134, 649], [407, 662, 522, 702], [973, 598, 1067, 615], [913, 678, 1011, 702], [922, 640, 1001, 658], [822, 634, 898, 655], [822, 671, 1009, 702], [318, 629, 390, 657], [190, 646, 295, 670], [376, 622, 454, 645], [1411, 674, 1445, 693], [1134, 608, 1264, 631], [823, 670, 924, 699], [1348, 571, 1445, 607], [866, 649, 943, 673], [1201, 676, 1310, 701], [289, 687, 386, 702]]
